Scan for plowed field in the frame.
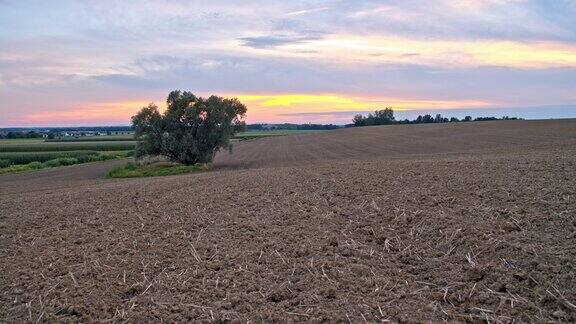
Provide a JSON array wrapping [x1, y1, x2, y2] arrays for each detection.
[[1, 120, 575, 322]]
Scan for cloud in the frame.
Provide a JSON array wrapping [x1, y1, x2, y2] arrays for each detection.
[[239, 32, 327, 49], [0, 0, 575, 126], [348, 6, 395, 19], [234, 33, 576, 69], [344, 0, 576, 42], [286, 7, 329, 16], [445, 0, 527, 10]]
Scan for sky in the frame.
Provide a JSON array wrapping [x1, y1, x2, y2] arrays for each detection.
[[0, 0, 575, 126]]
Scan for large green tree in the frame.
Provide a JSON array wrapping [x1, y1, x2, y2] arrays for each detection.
[[132, 90, 247, 165]]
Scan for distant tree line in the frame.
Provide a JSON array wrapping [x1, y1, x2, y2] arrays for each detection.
[[0, 131, 44, 139], [351, 108, 521, 127]]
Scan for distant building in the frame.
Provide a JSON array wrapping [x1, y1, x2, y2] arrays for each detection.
[[62, 131, 98, 137]]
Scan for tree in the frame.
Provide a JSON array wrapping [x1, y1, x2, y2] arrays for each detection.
[[352, 108, 394, 126], [132, 90, 247, 165], [349, 109, 519, 127], [373, 108, 395, 125], [474, 116, 498, 121], [353, 114, 366, 127], [422, 114, 434, 123]]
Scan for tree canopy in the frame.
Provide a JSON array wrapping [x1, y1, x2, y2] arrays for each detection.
[[132, 90, 247, 165], [353, 108, 395, 126]]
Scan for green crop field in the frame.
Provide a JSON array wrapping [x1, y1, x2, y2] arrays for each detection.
[[0, 129, 320, 174], [0, 138, 45, 145], [0, 151, 132, 174], [0, 150, 99, 165], [46, 135, 135, 142], [0, 142, 135, 152], [44, 130, 318, 142], [0, 137, 135, 174]]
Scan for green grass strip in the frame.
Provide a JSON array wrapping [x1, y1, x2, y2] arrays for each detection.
[[107, 162, 209, 178]]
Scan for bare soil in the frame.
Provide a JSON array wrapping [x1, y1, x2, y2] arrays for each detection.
[[1, 120, 575, 322]]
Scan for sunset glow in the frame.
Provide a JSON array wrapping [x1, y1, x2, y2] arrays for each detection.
[[236, 94, 493, 122], [238, 35, 576, 69], [14, 101, 160, 125], [11, 94, 494, 125], [1, 0, 575, 126]]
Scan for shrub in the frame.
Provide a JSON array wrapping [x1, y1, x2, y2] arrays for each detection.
[[132, 90, 247, 165], [0, 159, 10, 168], [42, 157, 78, 167], [27, 161, 43, 169], [77, 154, 96, 163], [124, 162, 137, 170], [58, 157, 79, 165], [43, 159, 63, 167]]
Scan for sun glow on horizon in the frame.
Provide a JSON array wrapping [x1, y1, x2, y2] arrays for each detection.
[[1, 1, 575, 126], [9, 94, 495, 126], [236, 93, 492, 112], [13, 100, 163, 125]]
